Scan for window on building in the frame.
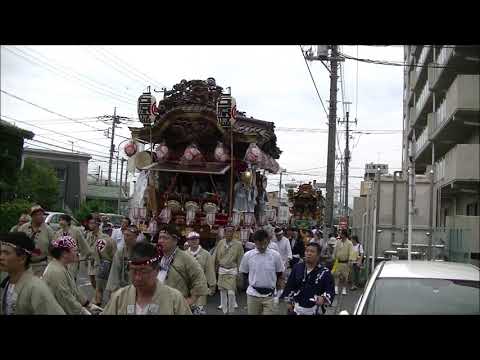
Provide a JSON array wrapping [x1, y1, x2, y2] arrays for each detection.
[[56, 168, 66, 181], [466, 202, 479, 216]]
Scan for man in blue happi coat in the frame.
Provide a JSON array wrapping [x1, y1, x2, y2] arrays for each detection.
[[280, 242, 335, 315]]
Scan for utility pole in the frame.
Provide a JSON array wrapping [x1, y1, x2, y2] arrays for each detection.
[[339, 156, 344, 217], [344, 111, 350, 217], [305, 45, 343, 241], [102, 107, 130, 186], [325, 45, 340, 242], [115, 155, 119, 185], [108, 107, 118, 186], [118, 158, 125, 214], [338, 108, 356, 218], [279, 169, 285, 200], [407, 132, 416, 261]]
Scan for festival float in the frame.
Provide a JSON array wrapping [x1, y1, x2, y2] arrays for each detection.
[[127, 78, 281, 249], [287, 182, 325, 230]]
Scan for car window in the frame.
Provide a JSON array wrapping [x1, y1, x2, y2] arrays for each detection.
[[49, 214, 60, 223], [111, 216, 122, 226], [363, 278, 480, 315]]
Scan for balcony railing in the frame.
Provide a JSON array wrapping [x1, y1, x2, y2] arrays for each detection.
[[414, 81, 430, 123], [409, 70, 417, 91], [435, 157, 445, 183], [415, 46, 430, 75], [436, 45, 454, 66], [435, 144, 480, 185], [409, 106, 415, 128], [435, 98, 447, 132], [416, 126, 429, 155], [430, 74, 480, 136]]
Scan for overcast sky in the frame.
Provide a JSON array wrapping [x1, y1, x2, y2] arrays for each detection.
[[0, 45, 405, 207]]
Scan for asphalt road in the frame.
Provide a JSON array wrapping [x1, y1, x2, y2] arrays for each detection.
[[77, 261, 362, 315]]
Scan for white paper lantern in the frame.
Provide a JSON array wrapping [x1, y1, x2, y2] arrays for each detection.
[[244, 212, 255, 226], [232, 212, 241, 227], [124, 141, 138, 157]]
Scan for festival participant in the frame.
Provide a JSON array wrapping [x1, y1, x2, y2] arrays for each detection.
[[212, 225, 244, 314], [103, 242, 192, 315], [281, 242, 335, 315], [43, 234, 102, 315], [9, 213, 30, 232], [332, 229, 353, 295], [0, 232, 65, 315], [87, 216, 117, 305], [55, 214, 91, 281], [106, 225, 140, 295], [18, 205, 55, 277], [186, 231, 216, 315], [239, 229, 284, 315], [156, 226, 208, 311]]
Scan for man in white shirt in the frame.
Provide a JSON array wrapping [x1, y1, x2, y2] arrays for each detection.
[[110, 217, 131, 250], [272, 228, 293, 312], [273, 228, 293, 270], [244, 229, 280, 254], [239, 229, 285, 315]]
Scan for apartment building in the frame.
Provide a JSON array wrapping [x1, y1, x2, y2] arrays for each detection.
[[403, 45, 480, 263]]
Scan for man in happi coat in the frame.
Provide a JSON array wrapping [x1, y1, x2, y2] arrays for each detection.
[[212, 226, 244, 314]]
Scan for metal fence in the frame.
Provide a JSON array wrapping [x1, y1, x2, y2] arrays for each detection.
[[431, 227, 472, 264], [350, 225, 473, 279]]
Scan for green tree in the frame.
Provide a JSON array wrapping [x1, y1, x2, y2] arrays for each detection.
[[0, 199, 33, 232], [74, 199, 115, 223], [15, 158, 59, 210]]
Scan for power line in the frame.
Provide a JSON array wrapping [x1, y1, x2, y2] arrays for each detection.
[[1, 90, 134, 141], [299, 46, 329, 118], [0, 89, 104, 131], [275, 126, 401, 133], [85, 47, 160, 92], [338, 50, 460, 69], [16, 116, 101, 122], [289, 165, 328, 172], [31, 135, 111, 159], [27, 138, 87, 154], [25, 141, 110, 164], [3, 46, 136, 107], [35, 129, 105, 136], [97, 47, 166, 90], [1, 115, 110, 150], [23, 46, 137, 103]]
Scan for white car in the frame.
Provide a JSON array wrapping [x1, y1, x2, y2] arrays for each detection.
[[342, 260, 479, 315], [45, 212, 80, 231]]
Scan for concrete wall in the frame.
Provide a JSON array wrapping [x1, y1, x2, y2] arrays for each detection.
[[455, 192, 478, 216], [356, 173, 433, 258], [466, 129, 480, 144], [352, 197, 367, 243]]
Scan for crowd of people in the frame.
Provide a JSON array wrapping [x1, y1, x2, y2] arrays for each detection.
[[0, 205, 364, 315]]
